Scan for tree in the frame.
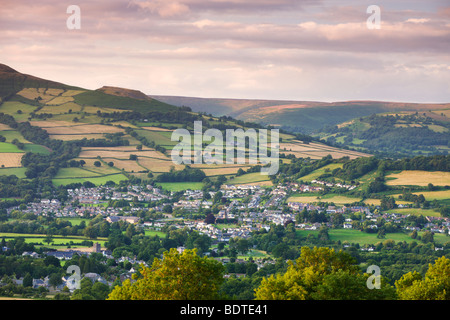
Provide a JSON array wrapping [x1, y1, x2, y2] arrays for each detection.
[[254, 246, 388, 300], [107, 248, 225, 300], [23, 273, 33, 287], [421, 231, 434, 243], [396, 256, 450, 300], [94, 161, 102, 167], [204, 213, 216, 224]]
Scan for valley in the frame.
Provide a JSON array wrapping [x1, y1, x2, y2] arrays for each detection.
[[0, 63, 448, 301]]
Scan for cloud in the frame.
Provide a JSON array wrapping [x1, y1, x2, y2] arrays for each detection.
[[128, 0, 190, 18], [0, 0, 449, 102]]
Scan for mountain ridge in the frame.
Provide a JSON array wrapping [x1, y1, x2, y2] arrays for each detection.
[[149, 94, 450, 133]]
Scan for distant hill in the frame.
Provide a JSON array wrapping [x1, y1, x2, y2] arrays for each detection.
[[0, 63, 371, 187], [0, 63, 78, 100], [150, 95, 450, 134], [149, 95, 316, 117], [0, 64, 177, 114], [97, 86, 151, 101]]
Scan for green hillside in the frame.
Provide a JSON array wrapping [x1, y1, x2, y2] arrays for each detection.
[[73, 90, 177, 114], [0, 64, 74, 99], [317, 113, 450, 157]]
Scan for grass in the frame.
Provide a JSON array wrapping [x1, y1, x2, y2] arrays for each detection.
[[0, 142, 24, 153], [0, 101, 37, 121], [0, 232, 107, 247], [135, 129, 179, 148], [73, 90, 177, 114], [156, 182, 204, 191], [386, 208, 441, 217], [410, 190, 450, 201], [228, 172, 271, 185], [0, 130, 30, 144], [144, 230, 167, 238], [23, 144, 51, 154], [52, 172, 128, 187], [296, 228, 450, 246], [54, 167, 106, 179], [0, 167, 27, 178], [297, 163, 344, 182]]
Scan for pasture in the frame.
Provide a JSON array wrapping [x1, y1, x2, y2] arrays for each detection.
[[297, 163, 344, 182], [296, 228, 449, 246], [0, 232, 107, 249], [0, 101, 37, 121], [227, 172, 272, 186], [52, 173, 128, 187], [0, 142, 24, 153], [156, 182, 204, 192], [52, 166, 128, 186]]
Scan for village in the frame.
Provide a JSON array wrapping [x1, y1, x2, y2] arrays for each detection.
[[2, 179, 450, 295], [7, 180, 450, 244]]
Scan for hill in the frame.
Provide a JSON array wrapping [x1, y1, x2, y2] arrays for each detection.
[[151, 95, 450, 134], [0, 63, 370, 190], [0, 63, 75, 100], [316, 112, 450, 157], [150, 95, 450, 157]]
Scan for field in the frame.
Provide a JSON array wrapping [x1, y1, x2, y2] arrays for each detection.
[[296, 228, 449, 246], [0, 232, 107, 249], [279, 140, 370, 160], [52, 166, 128, 187], [227, 172, 272, 186], [297, 163, 344, 182], [0, 142, 24, 153], [0, 167, 27, 178], [0, 153, 24, 167], [386, 170, 450, 187], [288, 193, 362, 205], [386, 208, 441, 217], [0, 130, 30, 143], [135, 129, 179, 149], [156, 182, 204, 191], [52, 174, 128, 187], [40, 123, 125, 135], [0, 101, 37, 121], [410, 190, 450, 201], [0, 85, 377, 188]]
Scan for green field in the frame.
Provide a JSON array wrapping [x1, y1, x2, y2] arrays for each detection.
[[0, 167, 27, 178], [135, 129, 178, 148], [23, 144, 51, 154], [228, 172, 271, 185], [156, 182, 204, 191], [0, 232, 107, 248], [0, 101, 38, 121], [52, 172, 128, 187], [411, 190, 450, 201], [0, 142, 24, 153], [297, 163, 344, 182], [144, 230, 167, 238], [296, 228, 449, 246], [0, 130, 30, 144], [386, 208, 441, 217]]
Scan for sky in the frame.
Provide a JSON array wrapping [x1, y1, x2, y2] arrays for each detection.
[[1, 0, 449, 103]]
